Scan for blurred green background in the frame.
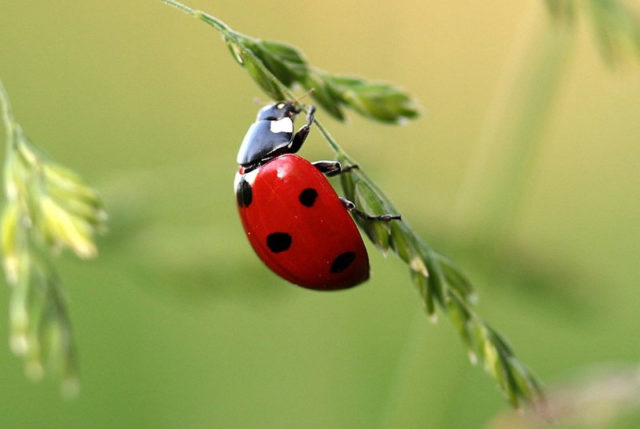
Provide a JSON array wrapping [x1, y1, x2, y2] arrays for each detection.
[[1, 0, 640, 428]]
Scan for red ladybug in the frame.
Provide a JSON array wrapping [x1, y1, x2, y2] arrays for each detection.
[[234, 101, 399, 290]]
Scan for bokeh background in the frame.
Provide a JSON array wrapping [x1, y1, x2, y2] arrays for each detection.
[[1, 0, 640, 428]]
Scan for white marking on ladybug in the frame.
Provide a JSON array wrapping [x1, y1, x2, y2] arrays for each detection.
[[234, 167, 259, 191], [233, 171, 241, 191], [244, 168, 259, 185], [270, 117, 294, 134]]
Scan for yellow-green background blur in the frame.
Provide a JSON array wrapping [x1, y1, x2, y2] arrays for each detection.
[[1, 1, 640, 428]]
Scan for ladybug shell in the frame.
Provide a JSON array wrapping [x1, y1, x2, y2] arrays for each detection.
[[235, 154, 369, 290]]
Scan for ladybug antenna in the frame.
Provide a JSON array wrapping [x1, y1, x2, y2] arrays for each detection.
[[291, 88, 315, 106]]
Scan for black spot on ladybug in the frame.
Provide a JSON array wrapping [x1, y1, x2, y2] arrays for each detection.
[[266, 232, 292, 253], [236, 177, 252, 207], [298, 188, 318, 207], [330, 251, 356, 273]]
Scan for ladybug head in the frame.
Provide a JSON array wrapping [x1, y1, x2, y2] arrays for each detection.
[[256, 101, 300, 121]]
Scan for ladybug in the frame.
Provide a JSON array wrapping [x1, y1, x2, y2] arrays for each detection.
[[234, 101, 399, 290]]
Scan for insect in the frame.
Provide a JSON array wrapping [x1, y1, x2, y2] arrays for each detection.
[[234, 100, 400, 290]]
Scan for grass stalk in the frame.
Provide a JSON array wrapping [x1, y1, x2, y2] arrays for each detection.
[[452, 3, 574, 247]]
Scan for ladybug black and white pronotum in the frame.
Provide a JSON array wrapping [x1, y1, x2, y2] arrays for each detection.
[[234, 101, 399, 291]]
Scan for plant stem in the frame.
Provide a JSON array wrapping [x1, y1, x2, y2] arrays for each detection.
[[161, 0, 231, 33], [0, 80, 16, 145], [450, 2, 541, 235], [311, 116, 346, 156], [484, 23, 573, 243], [451, 3, 574, 246]]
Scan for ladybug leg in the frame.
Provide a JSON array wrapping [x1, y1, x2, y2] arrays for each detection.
[[339, 197, 402, 222], [313, 161, 360, 177], [289, 105, 317, 153], [340, 164, 360, 173]]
